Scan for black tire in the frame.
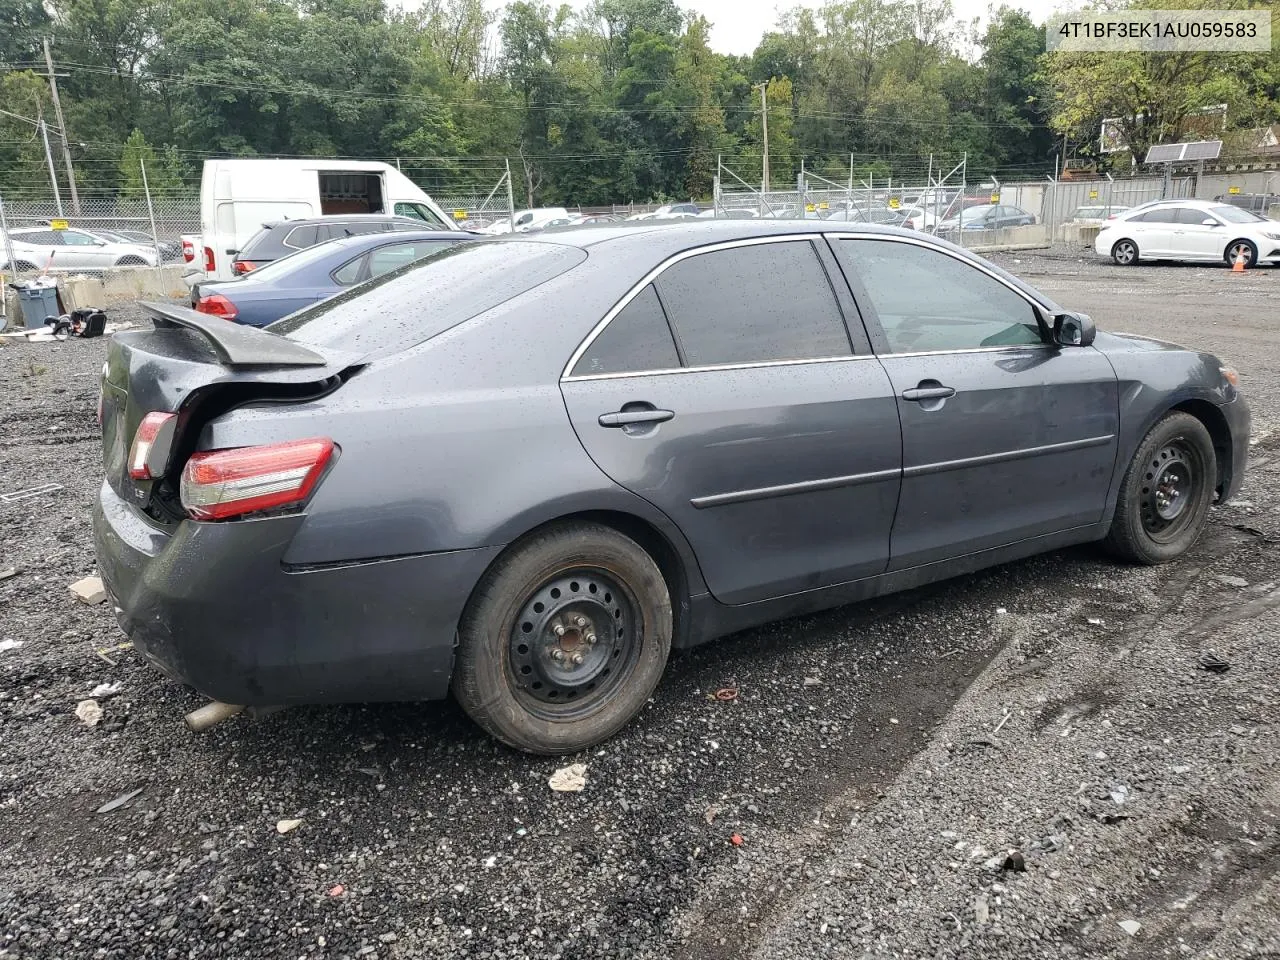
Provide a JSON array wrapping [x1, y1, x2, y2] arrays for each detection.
[[1224, 239, 1257, 269], [1105, 412, 1216, 565], [2, 260, 36, 272], [114, 256, 148, 267], [1111, 239, 1140, 266], [452, 521, 672, 754]]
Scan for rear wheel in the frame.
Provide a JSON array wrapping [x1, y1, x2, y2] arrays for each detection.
[[1224, 239, 1257, 268], [115, 255, 148, 267], [452, 522, 672, 754], [1111, 239, 1140, 266], [2, 260, 36, 272], [1105, 412, 1215, 564]]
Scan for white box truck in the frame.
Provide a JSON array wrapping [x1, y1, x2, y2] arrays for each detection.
[[190, 159, 459, 284]]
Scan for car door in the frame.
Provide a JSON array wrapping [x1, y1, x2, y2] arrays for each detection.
[[60, 230, 115, 268], [1129, 207, 1178, 256], [830, 236, 1119, 571], [560, 237, 903, 606], [1170, 207, 1223, 260], [11, 230, 62, 268]]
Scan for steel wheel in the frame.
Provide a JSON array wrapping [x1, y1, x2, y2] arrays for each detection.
[[507, 567, 641, 721], [1112, 239, 1138, 266], [1138, 439, 1206, 544]]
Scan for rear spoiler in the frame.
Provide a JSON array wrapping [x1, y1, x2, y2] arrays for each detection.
[[140, 301, 332, 368]]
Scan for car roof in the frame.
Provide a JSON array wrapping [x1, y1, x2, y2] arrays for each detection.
[[262, 214, 433, 229], [308, 229, 471, 251]]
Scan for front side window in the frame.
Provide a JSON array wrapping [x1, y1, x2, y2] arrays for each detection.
[[1176, 208, 1213, 225], [655, 241, 851, 366], [839, 239, 1043, 353], [572, 284, 680, 376], [1211, 205, 1266, 224], [61, 230, 98, 246]]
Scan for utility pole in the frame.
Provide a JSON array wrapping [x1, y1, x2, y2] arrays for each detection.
[[42, 39, 80, 215], [38, 114, 64, 217], [757, 82, 770, 195]]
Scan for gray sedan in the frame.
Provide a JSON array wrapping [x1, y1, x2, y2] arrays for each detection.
[[92, 222, 1249, 754]]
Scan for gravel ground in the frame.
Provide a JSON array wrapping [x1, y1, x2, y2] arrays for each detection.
[[1, 254, 1277, 960]]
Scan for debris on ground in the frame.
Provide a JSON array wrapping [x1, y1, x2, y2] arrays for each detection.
[[328, 885, 345, 898], [1002, 850, 1026, 872], [75, 699, 104, 726], [1118, 919, 1142, 936], [704, 804, 722, 825], [1, 482, 63, 504], [0, 638, 23, 653], [276, 819, 303, 834], [90, 681, 122, 699], [0, 567, 18, 581], [730, 833, 744, 846], [95, 786, 144, 814], [1214, 574, 1249, 588], [802, 676, 822, 687], [68, 575, 107, 605], [712, 687, 739, 702], [974, 894, 991, 925], [1198, 651, 1231, 674], [548, 763, 588, 792]]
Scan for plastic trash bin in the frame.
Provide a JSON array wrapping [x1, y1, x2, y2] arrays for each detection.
[[10, 281, 61, 329]]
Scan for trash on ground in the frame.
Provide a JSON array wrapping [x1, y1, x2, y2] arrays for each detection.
[[0, 639, 23, 653], [549, 762, 588, 792], [482, 855, 497, 869], [69, 576, 107, 605], [95, 786, 144, 814], [1086, 617, 1104, 626], [276, 818, 303, 834], [802, 676, 821, 687], [704, 804, 722, 825], [974, 894, 991, 925], [0, 567, 18, 581], [1002, 850, 1026, 872], [328, 884, 345, 897], [1118, 919, 1142, 936], [1109, 784, 1129, 805], [90, 682, 122, 699], [1215, 574, 1249, 588], [75, 699, 104, 726], [995, 607, 1007, 615], [1198, 652, 1231, 674], [730, 833, 744, 846], [0, 482, 63, 504], [712, 687, 739, 702]]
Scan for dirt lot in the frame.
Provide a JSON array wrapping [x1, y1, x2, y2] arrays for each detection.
[[1, 251, 1277, 960]]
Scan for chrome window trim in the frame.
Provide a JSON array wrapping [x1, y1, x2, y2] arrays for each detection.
[[561, 234, 842, 382], [565, 353, 878, 383]]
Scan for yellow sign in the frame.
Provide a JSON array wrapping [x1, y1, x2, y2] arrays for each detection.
[[818, 202, 829, 210], [804, 203, 815, 212], [1228, 186, 1241, 195], [50, 219, 69, 231], [452, 209, 468, 220], [989, 194, 1000, 203], [1089, 190, 1099, 199], [888, 198, 900, 209]]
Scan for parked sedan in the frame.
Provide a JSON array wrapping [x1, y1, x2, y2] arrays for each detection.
[[93, 222, 1248, 754], [938, 204, 1036, 233], [97, 229, 184, 262], [1, 227, 158, 271], [1095, 199, 1280, 268], [230, 214, 433, 276], [192, 230, 472, 326]]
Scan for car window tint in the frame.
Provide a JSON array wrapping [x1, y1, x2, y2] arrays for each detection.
[[841, 239, 1042, 353], [61, 230, 97, 246], [332, 252, 367, 285], [1176, 208, 1210, 224], [393, 202, 447, 228], [274, 241, 586, 359], [18, 230, 61, 245], [1211, 204, 1265, 224], [572, 284, 680, 376], [367, 241, 454, 278], [283, 225, 319, 249], [1139, 208, 1179, 223], [341, 221, 386, 237], [655, 241, 851, 366]]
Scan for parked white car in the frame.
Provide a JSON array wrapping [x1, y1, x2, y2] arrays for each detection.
[[481, 208, 570, 234], [1072, 204, 1130, 224], [1095, 199, 1280, 268], [0, 227, 159, 272]]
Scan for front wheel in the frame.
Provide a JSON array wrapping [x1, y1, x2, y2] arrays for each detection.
[[1111, 239, 1140, 266], [452, 522, 672, 754], [1105, 412, 1216, 564], [1225, 239, 1257, 269], [114, 255, 148, 267]]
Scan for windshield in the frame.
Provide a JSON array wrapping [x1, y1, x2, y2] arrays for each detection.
[[1211, 205, 1267, 224], [271, 240, 586, 358]]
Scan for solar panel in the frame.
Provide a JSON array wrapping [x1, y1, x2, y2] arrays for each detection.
[[1182, 140, 1223, 161], [1145, 144, 1184, 163], [1144, 140, 1224, 164]]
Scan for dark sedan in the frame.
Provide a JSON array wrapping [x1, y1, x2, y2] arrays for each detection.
[[191, 230, 472, 327], [93, 222, 1249, 754]]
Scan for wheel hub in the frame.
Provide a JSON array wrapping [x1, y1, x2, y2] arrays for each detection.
[[1140, 442, 1198, 539], [509, 571, 632, 706]]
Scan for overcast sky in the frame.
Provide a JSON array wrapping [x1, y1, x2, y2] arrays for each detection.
[[478, 0, 1071, 56]]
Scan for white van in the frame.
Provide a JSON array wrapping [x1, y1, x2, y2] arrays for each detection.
[[193, 159, 458, 282], [481, 208, 569, 235]]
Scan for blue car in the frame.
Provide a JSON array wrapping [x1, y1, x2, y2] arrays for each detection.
[[192, 230, 474, 327]]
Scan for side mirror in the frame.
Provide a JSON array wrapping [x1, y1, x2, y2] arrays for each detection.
[[1054, 312, 1096, 347]]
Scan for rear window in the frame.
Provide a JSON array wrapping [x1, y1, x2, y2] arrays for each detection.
[[238, 226, 282, 259], [272, 241, 585, 358]]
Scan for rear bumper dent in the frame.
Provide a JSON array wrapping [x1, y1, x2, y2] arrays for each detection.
[[92, 480, 500, 706]]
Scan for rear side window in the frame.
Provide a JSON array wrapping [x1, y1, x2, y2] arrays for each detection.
[[1138, 208, 1179, 223], [274, 241, 585, 358], [340, 221, 389, 237], [18, 230, 61, 245], [283, 225, 319, 249], [655, 241, 851, 366], [572, 285, 680, 376]]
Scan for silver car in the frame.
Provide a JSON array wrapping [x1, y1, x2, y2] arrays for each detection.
[[1, 227, 158, 271]]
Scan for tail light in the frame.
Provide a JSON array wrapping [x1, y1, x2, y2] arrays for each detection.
[[182, 239, 195, 263], [203, 246, 215, 273], [128, 412, 178, 480], [231, 260, 256, 276], [195, 294, 238, 321], [181, 438, 335, 521]]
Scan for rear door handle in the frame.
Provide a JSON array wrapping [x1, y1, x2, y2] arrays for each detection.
[[598, 408, 674, 428], [901, 385, 956, 402]]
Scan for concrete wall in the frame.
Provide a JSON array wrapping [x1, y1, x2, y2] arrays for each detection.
[[60, 265, 187, 308]]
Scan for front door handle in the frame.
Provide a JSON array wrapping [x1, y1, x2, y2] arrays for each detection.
[[901, 384, 956, 402], [598, 408, 675, 428]]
